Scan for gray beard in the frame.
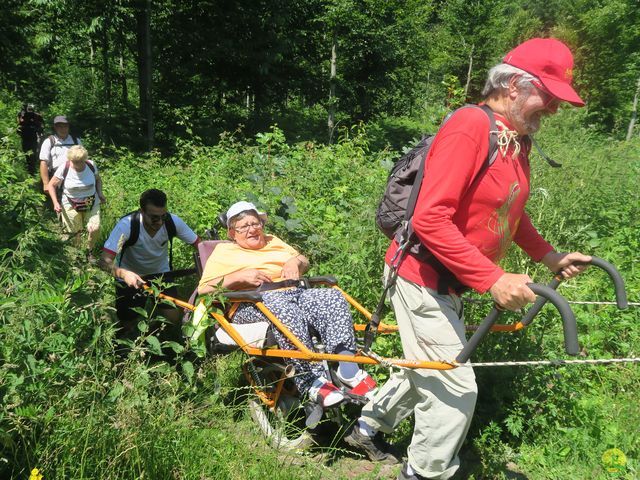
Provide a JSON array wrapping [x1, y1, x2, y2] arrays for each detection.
[[510, 96, 542, 134]]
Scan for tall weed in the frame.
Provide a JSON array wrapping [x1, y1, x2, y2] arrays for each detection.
[[1, 101, 638, 478]]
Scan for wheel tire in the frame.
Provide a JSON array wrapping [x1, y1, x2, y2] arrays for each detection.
[[248, 398, 315, 451]]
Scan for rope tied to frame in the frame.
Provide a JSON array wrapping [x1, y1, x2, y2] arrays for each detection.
[[360, 348, 394, 369]]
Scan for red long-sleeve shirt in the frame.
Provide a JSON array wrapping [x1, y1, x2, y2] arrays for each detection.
[[385, 106, 554, 293]]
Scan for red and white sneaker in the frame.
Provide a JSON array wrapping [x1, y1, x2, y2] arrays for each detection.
[[339, 369, 377, 400], [308, 377, 345, 408]]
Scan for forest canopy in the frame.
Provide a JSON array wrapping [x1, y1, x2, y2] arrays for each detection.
[[2, 0, 639, 149]]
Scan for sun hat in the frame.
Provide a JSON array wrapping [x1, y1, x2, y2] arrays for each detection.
[[503, 38, 585, 107], [225, 201, 267, 228], [53, 115, 70, 124]]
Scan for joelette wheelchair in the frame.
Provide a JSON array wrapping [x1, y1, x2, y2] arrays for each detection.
[[145, 226, 628, 451]]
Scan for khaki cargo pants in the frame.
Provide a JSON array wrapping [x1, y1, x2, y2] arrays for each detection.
[[360, 267, 477, 480]]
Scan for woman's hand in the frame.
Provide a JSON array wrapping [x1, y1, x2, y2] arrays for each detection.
[[541, 251, 591, 279], [238, 269, 272, 287], [281, 257, 301, 280], [53, 202, 62, 214]]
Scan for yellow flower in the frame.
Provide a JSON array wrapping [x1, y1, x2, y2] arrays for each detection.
[[29, 468, 43, 480]]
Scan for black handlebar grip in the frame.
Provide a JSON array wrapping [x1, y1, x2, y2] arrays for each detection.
[[527, 283, 579, 356], [223, 291, 263, 302], [589, 257, 628, 309], [456, 283, 578, 364], [455, 307, 501, 364], [521, 256, 628, 327], [520, 277, 561, 327], [306, 275, 338, 286]]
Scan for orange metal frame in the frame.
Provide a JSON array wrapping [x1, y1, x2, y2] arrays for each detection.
[[144, 284, 525, 371]]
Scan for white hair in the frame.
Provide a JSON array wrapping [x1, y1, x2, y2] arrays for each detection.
[[482, 63, 537, 98]]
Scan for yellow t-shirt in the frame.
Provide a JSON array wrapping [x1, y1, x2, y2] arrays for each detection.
[[198, 235, 300, 289]]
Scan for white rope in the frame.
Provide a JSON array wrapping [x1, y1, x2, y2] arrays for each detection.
[[456, 357, 640, 368], [463, 298, 640, 307], [566, 300, 640, 306]]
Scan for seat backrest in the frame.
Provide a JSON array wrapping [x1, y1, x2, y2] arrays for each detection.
[[195, 240, 230, 277]]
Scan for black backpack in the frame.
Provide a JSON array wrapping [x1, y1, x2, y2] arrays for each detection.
[[375, 104, 499, 259], [42, 134, 79, 155], [42, 134, 80, 178], [118, 211, 178, 270], [364, 105, 500, 351]]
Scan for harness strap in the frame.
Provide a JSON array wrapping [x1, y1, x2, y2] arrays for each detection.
[[363, 238, 410, 351]]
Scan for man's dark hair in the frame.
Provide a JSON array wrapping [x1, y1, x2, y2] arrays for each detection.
[[139, 189, 167, 210]]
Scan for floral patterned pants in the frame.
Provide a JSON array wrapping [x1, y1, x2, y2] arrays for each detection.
[[233, 287, 357, 394]]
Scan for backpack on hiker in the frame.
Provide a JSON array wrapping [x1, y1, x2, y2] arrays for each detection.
[[364, 105, 499, 351], [375, 104, 499, 257], [118, 211, 178, 270], [60, 160, 96, 212], [41, 134, 79, 176]]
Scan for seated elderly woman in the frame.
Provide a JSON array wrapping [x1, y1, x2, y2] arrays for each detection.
[[198, 201, 376, 408]]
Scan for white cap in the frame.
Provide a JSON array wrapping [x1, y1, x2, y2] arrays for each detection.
[[225, 201, 267, 228]]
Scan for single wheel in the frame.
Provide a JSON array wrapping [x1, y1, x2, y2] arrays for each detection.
[[248, 396, 316, 451]]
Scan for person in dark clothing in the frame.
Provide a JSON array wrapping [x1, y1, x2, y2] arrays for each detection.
[[17, 104, 44, 175]]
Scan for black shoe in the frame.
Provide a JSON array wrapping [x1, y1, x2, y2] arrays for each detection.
[[397, 460, 429, 480], [344, 426, 401, 464]]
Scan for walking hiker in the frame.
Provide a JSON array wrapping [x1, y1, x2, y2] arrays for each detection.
[[100, 189, 200, 339], [345, 38, 592, 479], [17, 103, 44, 175], [39, 115, 81, 197], [46, 145, 106, 257]]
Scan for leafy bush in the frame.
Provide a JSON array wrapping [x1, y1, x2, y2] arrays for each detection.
[[1, 100, 638, 478]]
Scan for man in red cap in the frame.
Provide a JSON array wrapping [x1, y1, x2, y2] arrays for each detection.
[[345, 38, 591, 479]]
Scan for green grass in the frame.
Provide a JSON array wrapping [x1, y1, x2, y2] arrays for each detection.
[[1, 96, 638, 479]]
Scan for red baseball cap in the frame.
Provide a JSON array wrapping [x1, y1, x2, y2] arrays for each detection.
[[503, 38, 585, 107]]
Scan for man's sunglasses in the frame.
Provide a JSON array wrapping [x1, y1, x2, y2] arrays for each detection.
[[144, 212, 169, 222], [529, 80, 559, 108]]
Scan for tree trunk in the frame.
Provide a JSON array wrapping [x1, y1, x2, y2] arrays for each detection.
[[464, 44, 474, 100], [118, 30, 128, 105], [328, 30, 337, 143], [626, 76, 640, 141], [89, 38, 96, 91], [102, 15, 111, 109], [136, 0, 153, 150]]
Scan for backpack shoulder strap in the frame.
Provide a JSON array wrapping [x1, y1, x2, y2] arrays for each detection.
[[165, 214, 177, 270], [477, 104, 499, 166], [62, 160, 70, 178], [86, 161, 96, 174], [118, 211, 141, 267], [71, 135, 78, 145], [165, 213, 177, 239], [124, 211, 141, 248], [402, 137, 433, 224], [59, 160, 71, 189]]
